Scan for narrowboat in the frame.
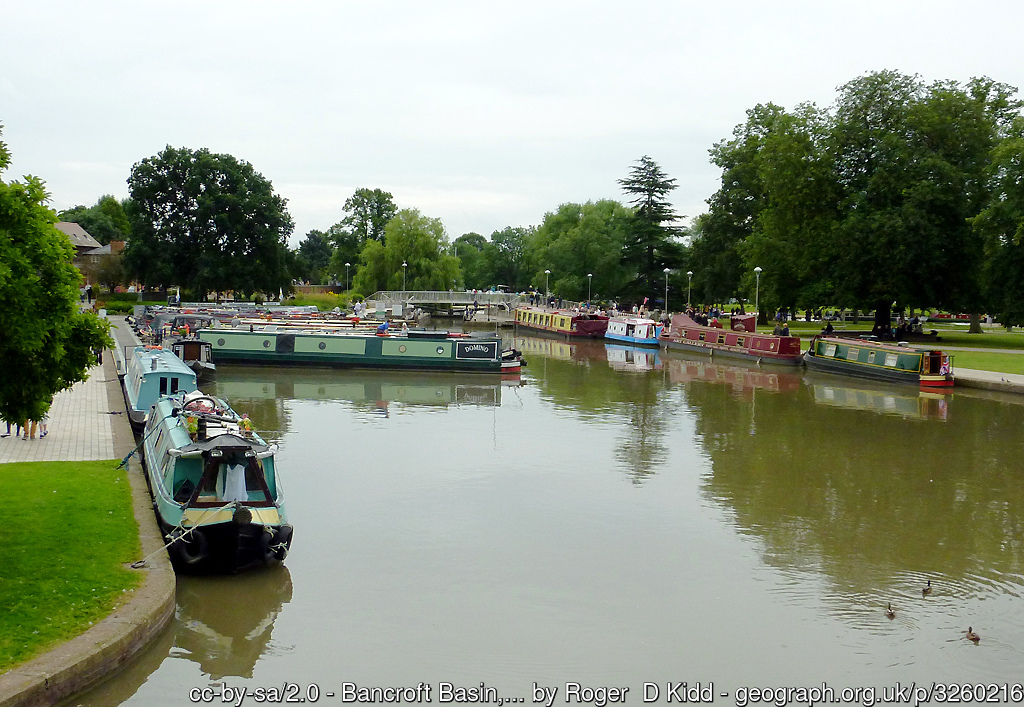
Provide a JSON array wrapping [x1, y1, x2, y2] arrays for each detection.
[[803, 336, 954, 389], [142, 390, 293, 572], [513, 306, 609, 339], [198, 328, 524, 373], [123, 345, 198, 431], [604, 316, 663, 347], [169, 338, 217, 381], [659, 313, 803, 365]]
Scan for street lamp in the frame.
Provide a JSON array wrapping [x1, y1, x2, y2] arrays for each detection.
[[344, 262, 350, 292], [663, 268, 671, 315], [587, 273, 593, 304], [754, 266, 762, 329], [686, 271, 693, 308], [402, 261, 408, 291], [544, 269, 551, 303]]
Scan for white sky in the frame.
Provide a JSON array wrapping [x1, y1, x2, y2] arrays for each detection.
[[3, 1, 1023, 248]]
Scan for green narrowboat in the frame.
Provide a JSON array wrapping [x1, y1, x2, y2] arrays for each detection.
[[197, 328, 524, 373], [803, 336, 954, 389], [142, 391, 293, 572]]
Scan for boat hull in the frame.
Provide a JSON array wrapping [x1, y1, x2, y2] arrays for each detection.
[[513, 307, 609, 339], [803, 336, 955, 389], [659, 313, 803, 366]]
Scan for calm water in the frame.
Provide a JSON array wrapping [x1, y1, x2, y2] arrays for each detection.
[[73, 335, 1024, 706]]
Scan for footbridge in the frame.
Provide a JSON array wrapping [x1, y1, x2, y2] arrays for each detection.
[[368, 290, 527, 313]]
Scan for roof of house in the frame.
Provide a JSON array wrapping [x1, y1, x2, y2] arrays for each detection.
[[55, 221, 102, 250]]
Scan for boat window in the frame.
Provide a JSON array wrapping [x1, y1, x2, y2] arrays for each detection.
[[171, 378, 180, 394], [847, 347, 859, 360], [884, 353, 898, 367], [718, 334, 726, 344], [699, 332, 706, 342], [868, 352, 876, 364], [736, 337, 745, 347], [159, 377, 168, 395], [825, 344, 837, 357]]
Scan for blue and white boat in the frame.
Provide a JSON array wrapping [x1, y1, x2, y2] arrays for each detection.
[[142, 390, 293, 572], [604, 316, 663, 347], [123, 345, 198, 430]]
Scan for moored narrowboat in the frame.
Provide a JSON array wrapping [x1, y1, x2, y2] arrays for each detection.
[[198, 328, 524, 373], [513, 306, 609, 339], [122, 345, 198, 430], [803, 336, 954, 389], [604, 316, 663, 347], [142, 391, 293, 572], [660, 314, 802, 365]]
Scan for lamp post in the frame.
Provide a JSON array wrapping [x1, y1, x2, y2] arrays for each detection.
[[754, 266, 762, 329], [663, 268, 671, 315], [402, 261, 407, 291], [687, 271, 693, 308], [544, 269, 551, 303], [587, 273, 593, 304], [344, 262, 350, 292]]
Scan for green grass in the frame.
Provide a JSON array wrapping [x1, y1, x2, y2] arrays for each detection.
[[782, 320, 1024, 351], [0, 459, 142, 672], [286, 292, 354, 311], [946, 351, 1024, 375]]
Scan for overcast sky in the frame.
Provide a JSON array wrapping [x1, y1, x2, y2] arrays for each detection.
[[3, 1, 1023, 248]]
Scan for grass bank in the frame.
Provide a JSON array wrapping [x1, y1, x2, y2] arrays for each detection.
[[781, 321, 1024, 351], [0, 459, 142, 672]]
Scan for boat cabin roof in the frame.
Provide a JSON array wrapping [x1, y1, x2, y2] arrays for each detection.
[[129, 346, 196, 377]]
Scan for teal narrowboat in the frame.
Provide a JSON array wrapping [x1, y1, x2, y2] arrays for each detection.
[[198, 328, 524, 373], [123, 345, 198, 430], [803, 336, 954, 389], [142, 391, 293, 572]]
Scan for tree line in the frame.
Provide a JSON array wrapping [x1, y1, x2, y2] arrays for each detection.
[[58, 70, 1024, 326]]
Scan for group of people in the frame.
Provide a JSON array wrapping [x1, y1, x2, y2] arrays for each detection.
[[2, 414, 49, 440]]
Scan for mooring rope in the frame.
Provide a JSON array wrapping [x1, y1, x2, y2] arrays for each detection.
[[130, 501, 236, 569]]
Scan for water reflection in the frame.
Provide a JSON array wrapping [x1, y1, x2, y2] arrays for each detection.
[[174, 566, 293, 679], [605, 343, 662, 372], [807, 374, 949, 420]]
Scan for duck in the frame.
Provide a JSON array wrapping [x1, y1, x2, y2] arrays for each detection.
[[964, 627, 980, 643], [922, 580, 932, 596], [885, 602, 895, 619]]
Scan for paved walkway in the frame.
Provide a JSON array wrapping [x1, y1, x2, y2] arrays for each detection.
[[0, 362, 116, 464]]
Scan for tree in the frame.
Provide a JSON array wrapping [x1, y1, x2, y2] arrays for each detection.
[[352, 208, 461, 294], [0, 126, 112, 425], [124, 146, 294, 300], [828, 71, 1014, 334], [326, 188, 397, 283], [58, 195, 131, 245], [618, 156, 683, 301], [453, 232, 491, 289], [489, 226, 533, 291], [294, 229, 333, 285], [530, 201, 633, 301]]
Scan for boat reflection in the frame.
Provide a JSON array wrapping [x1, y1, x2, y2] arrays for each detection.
[[664, 351, 802, 394], [513, 335, 607, 363], [605, 343, 662, 372], [210, 366, 520, 410], [808, 375, 950, 421], [174, 565, 293, 680]]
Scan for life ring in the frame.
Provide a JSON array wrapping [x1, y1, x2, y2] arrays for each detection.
[[183, 396, 218, 413], [169, 527, 208, 566]]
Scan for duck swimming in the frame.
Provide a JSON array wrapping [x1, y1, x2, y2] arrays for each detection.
[[885, 602, 895, 619], [922, 580, 932, 596], [964, 627, 980, 643]]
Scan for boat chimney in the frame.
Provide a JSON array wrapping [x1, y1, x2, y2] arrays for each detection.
[[197, 416, 207, 442], [151, 356, 157, 371]]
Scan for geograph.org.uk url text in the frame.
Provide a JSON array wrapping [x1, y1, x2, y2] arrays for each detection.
[[729, 682, 1024, 707]]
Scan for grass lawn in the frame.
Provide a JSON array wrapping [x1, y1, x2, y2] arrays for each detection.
[[946, 350, 1024, 375], [0, 459, 142, 672], [782, 320, 1024, 351]]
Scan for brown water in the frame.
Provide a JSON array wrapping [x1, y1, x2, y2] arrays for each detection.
[[72, 336, 1024, 706]]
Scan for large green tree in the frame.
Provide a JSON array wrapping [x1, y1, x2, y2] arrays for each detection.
[[530, 200, 633, 301], [0, 127, 111, 424], [489, 226, 533, 291], [294, 229, 333, 285], [352, 208, 460, 294], [453, 232, 491, 289], [327, 187, 397, 282], [124, 146, 293, 300], [618, 155, 683, 301]]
